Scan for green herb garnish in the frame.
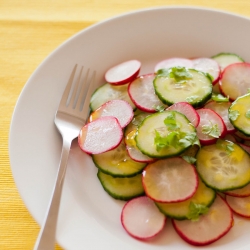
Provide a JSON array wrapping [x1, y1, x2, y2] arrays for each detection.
[[187, 202, 209, 221], [182, 155, 197, 164], [154, 130, 180, 151], [228, 110, 240, 121], [186, 95, 199, 103], [179, 132, 200, 148], [245, 110, 250, 119], [216, 139, 235, 155], [157, 66, 193, 84], [211, 93, 229, 102], [202, 122, 220, 138], [163, 112, 180, 131]]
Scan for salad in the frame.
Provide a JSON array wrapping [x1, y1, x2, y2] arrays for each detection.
[[78, 53, 250, 246]]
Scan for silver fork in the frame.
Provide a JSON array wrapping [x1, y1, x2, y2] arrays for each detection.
[[34, 65, 96, 250]]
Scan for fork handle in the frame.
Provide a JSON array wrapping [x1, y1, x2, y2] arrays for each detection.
[[34, 138, 72, 250]]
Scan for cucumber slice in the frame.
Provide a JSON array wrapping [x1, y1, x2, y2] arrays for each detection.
[[153, 68, 212, 107], [124, 110, 151, 137], [212, 52, 244, 71], [97, 171, 144, 200], [135, 110, 198, 158], [92, 140, 146, 177], [90, 82, 135, 111], [196, 140, 250, 191], [229, 93, 250, 136], [155, 178, 216, 220]]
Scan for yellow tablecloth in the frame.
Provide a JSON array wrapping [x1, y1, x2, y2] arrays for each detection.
[[1, 1, 250, 249]]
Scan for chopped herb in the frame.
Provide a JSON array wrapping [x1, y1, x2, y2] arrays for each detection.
[[182, 155, 197, 164], [187, 202, 209, 221], [179, 132, 200, 148], [211, 93, 229, 102], [245, 110, 250, 119], [154, 130, 179, 151], [154, 105, 166, 112], [229, 110, 240, 121], [186, 95, 199, 103], [164, 112, 180, 131], [216, 139, 235, 155], [156, 67, 193, 84], [202, 122, 220, 138]]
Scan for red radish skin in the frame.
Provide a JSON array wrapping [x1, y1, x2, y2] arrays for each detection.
[[166, 102, 200, 127], [204, 100, 235, 133], [173, 195, 233, 246], [105, 60, 141, 85], [224, 182, 250, 197], [121, 196, 166, 240], [192, 57, 220, 84], [226, 195, 250, 218], [239, 143, 250, 155], [154, 57, 193, 72], [128, 73, 167, 112], [88, 99, 134, 128], [235, 131, 250, 141], [220, 62, 250, 101], [125, 129, 155, 163], [142, 157, 198, 203], [196, 108, 227, 145], [78, 116, 123, 154]]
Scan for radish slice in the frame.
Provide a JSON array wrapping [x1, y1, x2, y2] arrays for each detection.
[[192, 57, 220, 84], [239, 143, 250, 155], [220, 62, 250, 100], [235, 131, 250, 141], [196, 108, 227, 145], [166, 102, 200, 127], [125, 129, 155, 163], [88, 99, 134, 128], [78, 116, 123, 154], [105, 60, 141, 85], [204, 101, 235, 133], [226, 195, 250, 218], [173, 195, 233, 246], [142, 157, 198, 203], [154, 57, 193, 72], [121, 196, 166, 240], [128, 74, 167, 112], [223, 133, 237, 143], [224, 182, 250, 197]]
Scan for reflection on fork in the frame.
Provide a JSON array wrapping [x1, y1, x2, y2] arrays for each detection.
[[34, 65, 96, 250]]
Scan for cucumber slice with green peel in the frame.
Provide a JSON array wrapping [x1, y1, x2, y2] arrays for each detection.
[[97, 171, 144, 200], [196, 140, 250, 191], [228, 93, 250, 136], [92, 140, 146, 177], [125, 129, 155, 163], [135, 110, 199, 158], [124, 111, 151, 137], [212, 52, 244, 71], [155, 178, 216, 220], [89, 82, 135, 111], [153, 67, 212, 107]]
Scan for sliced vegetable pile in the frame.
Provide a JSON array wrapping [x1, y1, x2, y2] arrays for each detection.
[[78, 53, 250, 246]]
